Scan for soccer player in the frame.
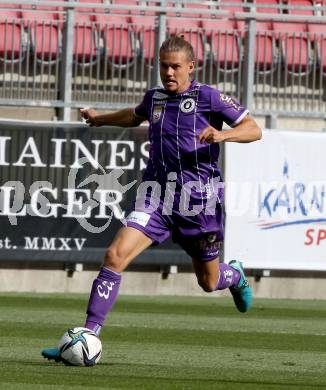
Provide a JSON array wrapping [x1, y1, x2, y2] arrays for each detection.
[[42, 35, 261, 362]]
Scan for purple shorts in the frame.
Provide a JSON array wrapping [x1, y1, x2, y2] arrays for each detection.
[[124, 199, 224, 261]]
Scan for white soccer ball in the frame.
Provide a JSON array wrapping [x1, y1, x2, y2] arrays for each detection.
[[58, 327, 102, 366]]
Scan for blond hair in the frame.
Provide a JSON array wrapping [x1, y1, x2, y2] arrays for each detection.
[[159, 35, 195, 61]]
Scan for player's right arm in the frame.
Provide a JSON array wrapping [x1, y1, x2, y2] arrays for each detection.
[[80, 107, 146, 128]]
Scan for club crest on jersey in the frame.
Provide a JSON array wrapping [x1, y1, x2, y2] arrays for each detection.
[[180, 98, 195, 113], [152, 106, 162, 123]]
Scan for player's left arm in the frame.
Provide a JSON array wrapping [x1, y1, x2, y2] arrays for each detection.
[[198, 114, 262, 144]]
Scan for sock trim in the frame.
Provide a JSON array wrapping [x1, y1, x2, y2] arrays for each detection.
[[102, 266, 121, 277]]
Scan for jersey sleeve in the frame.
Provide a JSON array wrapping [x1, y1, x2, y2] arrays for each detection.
[[134, 90, 153, 121], [210, 89, 249, 127]]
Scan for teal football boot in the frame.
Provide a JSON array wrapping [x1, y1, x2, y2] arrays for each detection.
[[229, 260, 253, 313], [41, 348, 62, 362]]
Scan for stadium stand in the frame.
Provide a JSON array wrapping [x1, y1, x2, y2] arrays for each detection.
[[220, 0, 246, 30], [199, 2, 240, 72], [73, 0, 99, 65], [0, 0, 325, 118], [94, 0, 136, 67], [205, 19, 240, 72], [20, 1, 62, 63], [130, 2, 156, 66], [308, 1, 326, 74], [273, 0, 314, 74], [254, 0, 279, 72], [0, 4, 24, 62], [310, 27, 326, 74], [250, 0, 278, 113]]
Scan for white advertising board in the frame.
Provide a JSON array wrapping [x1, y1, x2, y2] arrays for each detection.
[[224, 130, 326, 270]]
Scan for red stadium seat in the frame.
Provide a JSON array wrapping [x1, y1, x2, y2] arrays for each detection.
[[77, 0, 105, 19], [273, 0, 312, 36], [20, 2, 63, 22], [21, 1, 62, 63], [73, 0, 100, 64], [253, 0, 280, 72], [94, 0, 136, 67], [316, 39, 326, 74], [284, 0, 315, 15], [274, 26, 312, 74], [315, 0, 326, 16], [219, 0, 244, 13], [202, 1, 241, 71], [219, 0, 246, 31], [184, 2, 210, 15], [22, 0, 98, 65], [101, 23, 136, 66], [138, 27, 156, 65], [307, 0, 326, 71], [254, 0, 281, 30], [307, 12, 326, 37], [202, 18, 240, 72], [130, 1, 156, 30], [255, 31, 278, 72], [132, 23, 155, 66], [255, 0, 280, 12], [0, 23, 24, 62], [74, 24, 99, 64], [113, 0, 137, 10], [0, 5, 24, 62], [29, 23, 61, 63], [0, 3, 21, 19], [166, 3, 201, 31], [273, 0, 313, 74], [231, 0, 278, 73], [130, 2, 156, 66], [308, 23, 326, 74]]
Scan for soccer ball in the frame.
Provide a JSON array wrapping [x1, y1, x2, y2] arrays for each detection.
[[58, 327, 102, 366]]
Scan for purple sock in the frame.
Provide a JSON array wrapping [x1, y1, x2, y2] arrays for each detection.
[[216, 263, 241, 290], [84, 266, 121, 335]]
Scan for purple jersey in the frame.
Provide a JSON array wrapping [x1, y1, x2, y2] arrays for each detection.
[[134, 80, 248, 190], [126, 81, 249, 259]]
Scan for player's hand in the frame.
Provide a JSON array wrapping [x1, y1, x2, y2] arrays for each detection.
[[198, 126, 225, 144], [80, 108, 101, 127]]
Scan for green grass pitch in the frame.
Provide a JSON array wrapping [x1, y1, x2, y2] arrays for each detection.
[[1, 293, 326, 390]]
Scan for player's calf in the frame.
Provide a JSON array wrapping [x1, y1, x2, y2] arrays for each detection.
[[197, 278, 218, 293]]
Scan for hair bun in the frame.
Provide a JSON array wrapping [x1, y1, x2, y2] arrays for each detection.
[[176, 32, 185, 39]]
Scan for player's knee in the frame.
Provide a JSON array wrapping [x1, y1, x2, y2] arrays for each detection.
[[197, 279, 216, 293], [103, 247, 124, 271]]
